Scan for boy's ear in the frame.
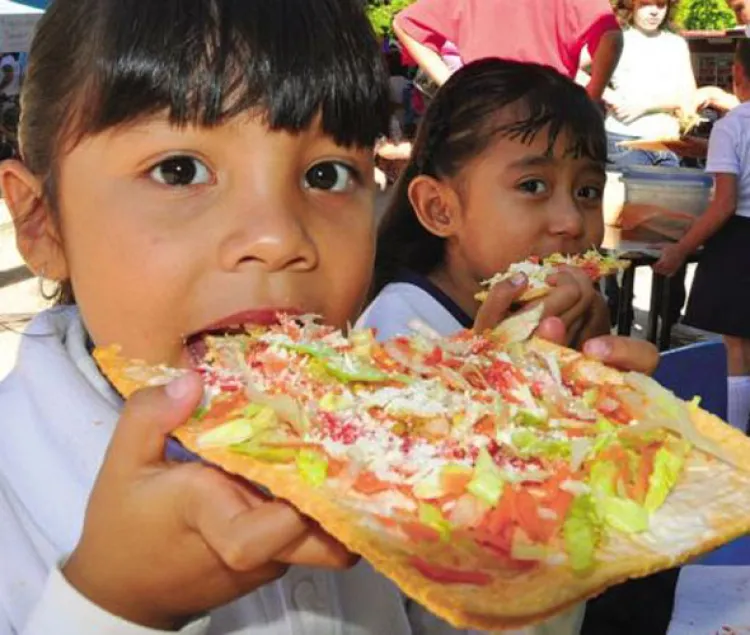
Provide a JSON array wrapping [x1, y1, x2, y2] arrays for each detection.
[[407, 175, 462, 238], [0, 160, 69, 281]]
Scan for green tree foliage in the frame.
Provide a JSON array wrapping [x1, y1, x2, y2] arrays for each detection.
[[366, 0, 415, 37], [674, 0, 736, 30]]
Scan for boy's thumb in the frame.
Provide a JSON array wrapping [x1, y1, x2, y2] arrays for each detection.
[[105, 373, 204, 473]]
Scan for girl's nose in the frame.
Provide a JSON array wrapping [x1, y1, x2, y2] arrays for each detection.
[[548, 199, 585, 239], [218, 198, 319, 273]]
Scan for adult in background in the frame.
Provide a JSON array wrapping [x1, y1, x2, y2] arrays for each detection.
[[602, 0, 697, 168], [585, 0, 697, 327], [393, 0, 623, 102], [655, 40, 750, 434]]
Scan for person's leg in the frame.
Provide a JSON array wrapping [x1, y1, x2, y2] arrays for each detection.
[[725, 336, 750, 432]]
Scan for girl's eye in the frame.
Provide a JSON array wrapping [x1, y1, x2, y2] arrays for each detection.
[[149, 156, 212, 187], [577, 185, 604, 201], [518, 179, 548, 195], [304, 162, 357, 192]]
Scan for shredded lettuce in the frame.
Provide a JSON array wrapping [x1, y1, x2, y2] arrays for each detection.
[[296, 450, 329, 487], [583, 389, 599, 408], [467, 448, 505, 506], [198, 406, 278, 449], [514, 406, 548, 428], [318, 392, 352, 412], [418, 503, 452, 542], [644, 445, 687, 512], [231, 443, 297, 463], [563, 494, 601, 575], [599, 496, 649, 534], [512, 429, 571, 459], [589, 460, 618, 497]]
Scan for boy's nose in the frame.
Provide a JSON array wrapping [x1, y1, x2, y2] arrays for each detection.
[[549, 200, 585, 239], [218, 199, 318, 273]]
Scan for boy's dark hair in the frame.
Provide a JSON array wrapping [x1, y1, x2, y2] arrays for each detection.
[[372, 58, 607, 299], [20, 0, 389, 305], [736, 39, 750, 78], [614, 0, 680, 30]]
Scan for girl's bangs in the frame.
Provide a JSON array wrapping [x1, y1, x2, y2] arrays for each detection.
[[78, 0, 389, 147]]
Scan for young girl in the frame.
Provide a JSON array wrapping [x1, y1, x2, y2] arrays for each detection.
[[0, 2, 656, 634], [361, 58, 613, 350], [655, 40, 750, 434]]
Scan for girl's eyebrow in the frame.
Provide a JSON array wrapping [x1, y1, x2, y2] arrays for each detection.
[[506, 155, 555, 169]]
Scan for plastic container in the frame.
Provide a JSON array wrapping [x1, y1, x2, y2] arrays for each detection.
[[619, 166, 713, 243]]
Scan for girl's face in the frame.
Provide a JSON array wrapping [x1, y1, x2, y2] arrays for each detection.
[[446, 130, 605, 284], [633, 0, 669, 32], [19, 115, 376, 365]]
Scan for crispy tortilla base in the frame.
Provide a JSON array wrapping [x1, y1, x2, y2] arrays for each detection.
[[94, 342, 750, 631]]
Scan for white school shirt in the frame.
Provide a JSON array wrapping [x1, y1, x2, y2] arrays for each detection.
[[605, 29, 694, 140], [357, 275, 586, 635], [0, 306, 508, 635], [704, 101, 750, 219]]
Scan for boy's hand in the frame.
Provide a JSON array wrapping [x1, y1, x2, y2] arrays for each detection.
[[539, 318, 660, 375], [64, 374, 354, 631]]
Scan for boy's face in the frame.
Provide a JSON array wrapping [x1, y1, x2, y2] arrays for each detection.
[[45, 115, 377, 365], [449, 128, 605, 286]]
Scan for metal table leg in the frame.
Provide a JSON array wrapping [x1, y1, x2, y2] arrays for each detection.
[[659, 277, 673, 351], [617, 268, 636, 336], [647, 273, 664, 344]]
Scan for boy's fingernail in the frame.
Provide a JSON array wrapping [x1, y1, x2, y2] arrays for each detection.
[[166, 374, 194, 400], [584, 339, 612, 359], [510, 273, 527, 287]]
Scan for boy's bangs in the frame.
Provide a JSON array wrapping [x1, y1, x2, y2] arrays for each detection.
[[79, 0, 389, 147]]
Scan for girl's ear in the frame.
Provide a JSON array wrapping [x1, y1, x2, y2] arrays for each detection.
[[0, 160, 69, 281], [407, 175, 462, 238]]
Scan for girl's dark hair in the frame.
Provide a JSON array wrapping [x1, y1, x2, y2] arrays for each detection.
[[372, 58, 607, 299], [614, 0, 680, 30], [20, 0, 389, 305]]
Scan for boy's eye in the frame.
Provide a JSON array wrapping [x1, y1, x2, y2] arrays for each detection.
[[150, 156, 212, 187], [304, 162, 357, 192], [577, 185, 604, 201], [518, 179, 548, 195]]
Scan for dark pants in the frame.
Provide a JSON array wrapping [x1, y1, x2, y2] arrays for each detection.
[[605, 132, 687, 326]]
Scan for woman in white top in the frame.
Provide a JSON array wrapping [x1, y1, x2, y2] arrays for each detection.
[[603, 0, 696, 169]]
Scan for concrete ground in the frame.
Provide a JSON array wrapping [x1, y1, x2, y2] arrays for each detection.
[[0, 193, 715, 381]]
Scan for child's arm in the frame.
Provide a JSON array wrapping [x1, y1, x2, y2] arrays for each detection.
[[23, 374, 352, 633], [654, 119, 740, 277], [393, 0, 456, 87]]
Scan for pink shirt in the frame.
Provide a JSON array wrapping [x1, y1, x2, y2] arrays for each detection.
[[395, 0, 620, 79]]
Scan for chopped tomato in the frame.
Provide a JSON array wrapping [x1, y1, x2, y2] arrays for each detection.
[[410, 557, 492, 586], [472, 524, 514, 556], [440, 470, 473, 498], [484, 361, 524, 397], [203, 393, 248, 422], [327, 458, 347, 478], [628, 445, 658, 504], [473, 415, 496, 437], [371, 346, 402, 373], [353, 471, 392, 495], [423, 346, 443, 366], [483, 488, 516, 535], [401, 522, 441, 543], [374, 514, 399, 529]]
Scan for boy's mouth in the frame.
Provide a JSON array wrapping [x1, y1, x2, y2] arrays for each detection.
[[184, 308, 302, 365]]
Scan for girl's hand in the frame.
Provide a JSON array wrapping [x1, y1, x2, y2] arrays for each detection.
[[653, 243, 688, 277], [63, 374, 354, 631], [474, 275, 659, 375], [535, 268, 607, 348]]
